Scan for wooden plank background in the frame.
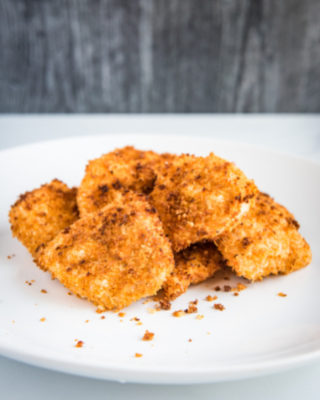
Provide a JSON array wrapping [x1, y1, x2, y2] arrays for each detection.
[[0, 0, 319, 113]]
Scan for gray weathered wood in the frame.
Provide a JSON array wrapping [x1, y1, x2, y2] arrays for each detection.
[[0, 0, 319, 113]]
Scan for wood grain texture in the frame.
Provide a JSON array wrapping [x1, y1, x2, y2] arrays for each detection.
[[0, 0, 319, 113]]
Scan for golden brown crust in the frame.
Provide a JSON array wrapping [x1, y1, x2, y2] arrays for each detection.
[[35, 193, 174, 311], [150, 153, 258, 252], [9, 179, 78, 256], [162, 242, 224, 301], [215, 192, 312, 281], [77, 146, 176, 217], [146, 152, 176, 175]]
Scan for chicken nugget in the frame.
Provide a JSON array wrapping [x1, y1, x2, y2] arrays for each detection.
[[151, 153, 258, 252], [9, 179, 78, 256], [215, 192, 312, 281], [163, 242, 224, 301], [77, 146, 175, 217], [149, 152, 176, 174], [35, 193, 174, 311]]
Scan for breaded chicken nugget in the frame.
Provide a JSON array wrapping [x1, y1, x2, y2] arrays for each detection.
[[148, 152, 176, 174], [77, 146, 175, 217], [150, 153, 258, 252], [163, 242, 224, 301], [9, 179, 78, 256], [35, 193, 174, 311], [215, 193, 312, 281]]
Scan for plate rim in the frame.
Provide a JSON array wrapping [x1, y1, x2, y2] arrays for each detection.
[[1, 337, 320, 384], [1, 132, 320, 170]]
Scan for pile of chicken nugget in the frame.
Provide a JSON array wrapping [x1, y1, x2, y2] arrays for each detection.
[[9, 146, 312, 312]]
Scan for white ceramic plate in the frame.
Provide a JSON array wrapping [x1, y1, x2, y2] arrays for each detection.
[[0, 135, 319, 384]]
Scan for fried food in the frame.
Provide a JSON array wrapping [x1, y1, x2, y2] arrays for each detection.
[[163, 242, 225, 301], [9, 179, 78, 256], [8, 142, 313, 313], [148, 152, 176, 174], [215, 192, 312, 281], [35, 193, 174, 311], [77, 146, 175, 217], [151, 153, 258, 252]]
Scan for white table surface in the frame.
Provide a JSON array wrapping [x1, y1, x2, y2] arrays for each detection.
[[1, 114, 320, 399]]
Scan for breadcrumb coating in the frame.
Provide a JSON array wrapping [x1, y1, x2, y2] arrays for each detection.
[[146, 152, 176, 174], [151, 153, 258, 251], [9, 179, 78, 256], [77, 146, 175, 217], [163, 242, 224, 301], [35, 193, 174, 311], [216, 193, 312, 281]]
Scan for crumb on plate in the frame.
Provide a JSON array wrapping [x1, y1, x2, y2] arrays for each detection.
[[185, 304, 198, 314], [142, 330, 154, 341], [235, 283, 247, 292], [159, 299, 171, 310], [172, 310, 185, 317], [214, 303, 225, 311]]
